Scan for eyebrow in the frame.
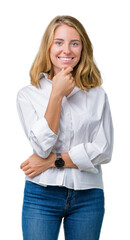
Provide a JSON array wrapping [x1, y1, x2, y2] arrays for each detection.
[[54, 38, 81, 42]]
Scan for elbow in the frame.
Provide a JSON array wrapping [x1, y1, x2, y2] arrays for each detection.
[[29, 136, 53, 159], [95, 138, 113, 165], [41, 150, 52, 159], [100, 143, 113, 164], [101, 156, 111, 164]]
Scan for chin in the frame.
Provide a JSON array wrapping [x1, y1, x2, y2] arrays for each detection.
[[60, 63, 74, 69]]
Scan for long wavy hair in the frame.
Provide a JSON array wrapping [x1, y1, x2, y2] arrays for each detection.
[[30, 15, 102, 91]]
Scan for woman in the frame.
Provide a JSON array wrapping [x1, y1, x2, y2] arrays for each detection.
[[17, 15, 114, 240]]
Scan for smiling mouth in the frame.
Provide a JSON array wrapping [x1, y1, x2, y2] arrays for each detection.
[[58, 57, 74, 62]]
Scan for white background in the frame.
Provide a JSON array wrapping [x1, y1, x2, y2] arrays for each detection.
[[0, 0, 130, 239]]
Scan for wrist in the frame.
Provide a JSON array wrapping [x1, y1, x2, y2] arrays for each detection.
[[55, 153, 65, 169], [51, 90, 63, 103], [61, 152, 78, 169], [50, 153, 57, 168]]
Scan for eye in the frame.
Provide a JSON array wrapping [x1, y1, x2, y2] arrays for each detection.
[[55, 41, 62, 46], [72, 42, 79, 46]]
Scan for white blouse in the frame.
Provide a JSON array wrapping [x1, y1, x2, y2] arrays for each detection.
[[16, 73, 114, 190]]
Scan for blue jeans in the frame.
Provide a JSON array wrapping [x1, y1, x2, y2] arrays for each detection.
[[22, 181, 105, 240]]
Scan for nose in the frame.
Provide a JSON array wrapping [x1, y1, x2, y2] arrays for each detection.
[[63, 43, 71, 55]]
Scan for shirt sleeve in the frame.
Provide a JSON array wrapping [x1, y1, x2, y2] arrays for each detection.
[[16, 90, 58, 158], [68, 93, 114, 173]]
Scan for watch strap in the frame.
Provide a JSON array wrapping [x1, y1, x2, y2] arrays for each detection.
[[56, 153, 62, 160]]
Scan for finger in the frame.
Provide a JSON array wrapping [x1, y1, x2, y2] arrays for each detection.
[[70, 76, 74, 82], [25, 168, 34, 176], [28, 171, 37, 178], [71, 82, 75, 86], [20, 160, 29, 169], [66, 73, 72, 79], [64, 67, 73, 74], [22, 165, 30, 171]]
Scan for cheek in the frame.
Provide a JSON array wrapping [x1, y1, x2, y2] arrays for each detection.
[[75, 49, 82, 61], [50, 46, 54, 59], [50, 46, 61, 58], [50, 48, 57, 65]]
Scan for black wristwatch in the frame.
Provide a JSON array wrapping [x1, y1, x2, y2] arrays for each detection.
[[55, 153, 65, 169]]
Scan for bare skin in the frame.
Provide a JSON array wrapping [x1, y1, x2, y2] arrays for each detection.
[[20, 152, 78, 178], [45, 67, 75, 134], [20, 68, 78, 178], [20, 24, 82, 178]]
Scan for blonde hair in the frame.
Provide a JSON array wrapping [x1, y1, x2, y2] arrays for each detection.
[[30, 15, 102, 90]]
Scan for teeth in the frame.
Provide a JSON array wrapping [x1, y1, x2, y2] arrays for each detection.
[[58, 57, 73, 61]]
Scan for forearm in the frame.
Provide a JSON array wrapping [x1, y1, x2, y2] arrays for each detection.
[[44, 91, 63, 135], [61, 152, 78, 169], [20, 152, 78, 179], [51, 152, 78, 169], [44, 67, 74, 135], [48, 152, 78, 169]]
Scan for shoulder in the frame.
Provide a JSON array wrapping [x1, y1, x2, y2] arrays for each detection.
[[16, 84, 39, 101], [89, 86, 106, 95], [85, 86, 109, 115], [16, 85, 39, 107], [17, 76, 50, 101], [87, 86, 107, 101]]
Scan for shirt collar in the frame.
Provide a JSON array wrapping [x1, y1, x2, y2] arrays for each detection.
[[39, 72, 81, 98]]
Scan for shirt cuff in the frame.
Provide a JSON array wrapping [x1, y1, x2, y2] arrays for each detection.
[[30, 117, 58, 152], [68, 143, 98, 173]]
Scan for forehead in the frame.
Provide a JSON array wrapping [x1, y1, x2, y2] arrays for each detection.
[[53, 24, 81, 40]]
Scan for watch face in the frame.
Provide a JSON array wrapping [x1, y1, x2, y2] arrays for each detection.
[[55, 158, 65, 168]]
